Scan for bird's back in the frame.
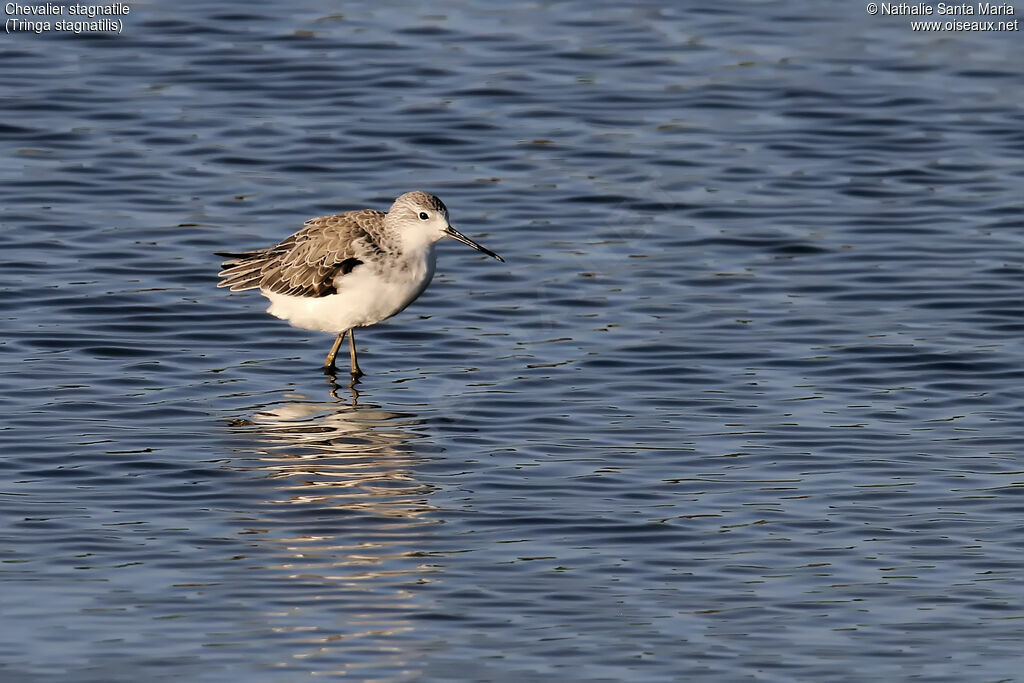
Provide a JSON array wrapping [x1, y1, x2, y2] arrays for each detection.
[[216, 209, 386, 297]]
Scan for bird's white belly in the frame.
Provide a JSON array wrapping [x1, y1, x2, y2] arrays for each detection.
[[263, 251, 435, 333]]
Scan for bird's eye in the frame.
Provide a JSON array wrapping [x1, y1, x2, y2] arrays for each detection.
[[418, 212, 429, 220]]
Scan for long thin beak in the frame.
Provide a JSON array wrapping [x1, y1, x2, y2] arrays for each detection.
[[444, 225, 504, 262]]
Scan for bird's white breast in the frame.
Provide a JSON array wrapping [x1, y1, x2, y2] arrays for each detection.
[[263, 246, 437, 333]]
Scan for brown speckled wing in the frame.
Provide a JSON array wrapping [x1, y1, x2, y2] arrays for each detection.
[[217, 209, 383, 297]]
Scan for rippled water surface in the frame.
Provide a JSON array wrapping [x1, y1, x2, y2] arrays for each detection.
[[2, 1, 1023, 680]]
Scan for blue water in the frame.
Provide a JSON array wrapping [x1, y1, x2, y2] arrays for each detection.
[[2, 1, 1023, 680]]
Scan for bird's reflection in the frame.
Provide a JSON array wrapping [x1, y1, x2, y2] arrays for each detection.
[[234, 376, 432, 510], [224, 377, 439, 673]]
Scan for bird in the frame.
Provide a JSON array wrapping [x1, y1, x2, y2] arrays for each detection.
[[216, 191, 503, 379]]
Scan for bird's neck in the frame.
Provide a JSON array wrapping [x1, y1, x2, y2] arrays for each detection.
[[385, 223, 440, 260]]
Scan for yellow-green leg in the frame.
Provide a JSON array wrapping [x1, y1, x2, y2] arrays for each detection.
[[348, 329, 363, 379], [324, 331, 346, 373]]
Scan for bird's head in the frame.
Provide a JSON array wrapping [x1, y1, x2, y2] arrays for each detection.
[[387, 191, 503, 262]]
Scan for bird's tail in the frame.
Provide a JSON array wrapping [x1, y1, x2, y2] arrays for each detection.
[[215, 250, 270, 291]]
